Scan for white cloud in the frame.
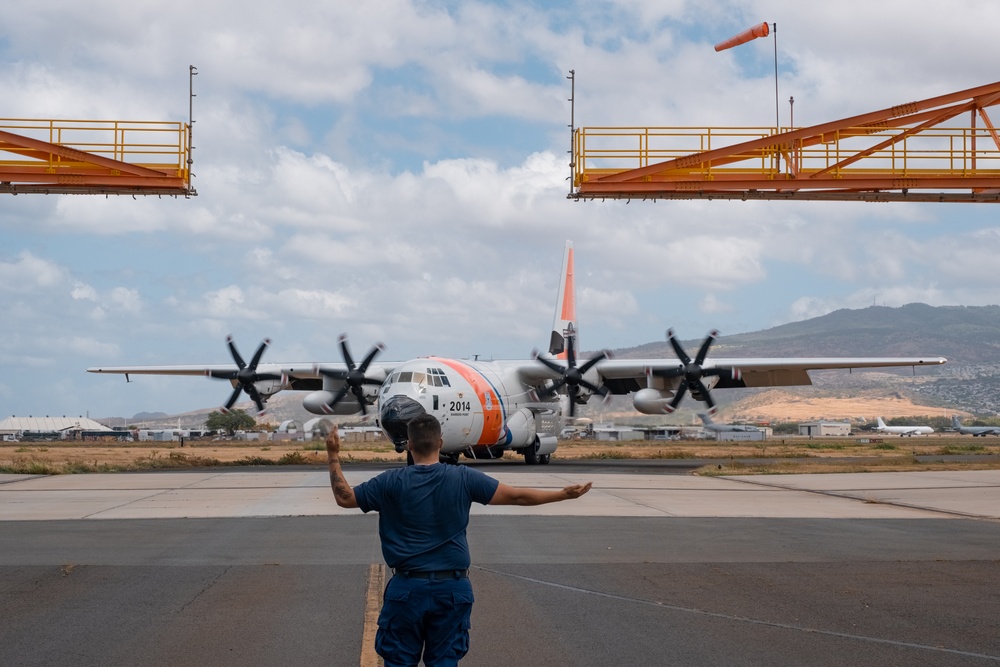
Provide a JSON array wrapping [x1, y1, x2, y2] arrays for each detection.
[[71, 283, 99, 301], [0, 252, 66, 292], [699, 293, 733, 314], [110, 287, 143, 315], [63, 336, 121, 358]]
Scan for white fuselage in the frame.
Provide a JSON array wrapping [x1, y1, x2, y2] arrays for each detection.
[[375, 357, 543, 455], [875, 425, 934, 436]]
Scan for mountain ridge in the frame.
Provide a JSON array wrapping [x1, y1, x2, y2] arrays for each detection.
[[615, 303, 1000, 365]]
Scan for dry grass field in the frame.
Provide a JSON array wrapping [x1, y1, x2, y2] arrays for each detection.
[[3, 434, 1000, 476], [3, 386, 969, 476]]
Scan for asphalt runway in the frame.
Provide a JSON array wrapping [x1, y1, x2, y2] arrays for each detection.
[[2, 463, 999, 666]]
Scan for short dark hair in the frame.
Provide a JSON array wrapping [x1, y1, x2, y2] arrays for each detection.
[[407, 413, 442, 456]]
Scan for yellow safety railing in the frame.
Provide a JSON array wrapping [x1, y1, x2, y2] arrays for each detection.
[[0, 117, 193, 194], [573, 125, 1000, 185]]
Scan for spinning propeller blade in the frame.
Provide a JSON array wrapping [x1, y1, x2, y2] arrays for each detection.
[[206, 336, 282, 413], [533, 335, 610, 418], [650, 329, 738, 414], [314, 334, 385, 415]]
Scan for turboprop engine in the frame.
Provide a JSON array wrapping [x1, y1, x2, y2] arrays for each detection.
[[634, 373, 725, 415], [252, 378, 286, 400], [305, 334, 385, 415]]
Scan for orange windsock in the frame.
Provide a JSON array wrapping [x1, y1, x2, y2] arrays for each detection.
[[714, 22, 769, 52]]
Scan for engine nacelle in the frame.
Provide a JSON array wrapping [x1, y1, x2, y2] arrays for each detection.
[[632, 388, 676, 415], [302, 390, 372, 416], [502, 407, 537, 448], [254, 378, 285, 400]]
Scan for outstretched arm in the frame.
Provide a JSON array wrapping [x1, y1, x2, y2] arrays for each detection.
[[326, 426, 359, 509], [489, 481, 592, 506]]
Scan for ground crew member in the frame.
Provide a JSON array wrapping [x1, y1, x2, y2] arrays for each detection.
[[326, 414, 592, 666]]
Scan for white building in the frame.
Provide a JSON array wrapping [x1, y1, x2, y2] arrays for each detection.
[[0, 416, 113, 440], [592, 423, 644, 441], [798, 421, 852, 437]]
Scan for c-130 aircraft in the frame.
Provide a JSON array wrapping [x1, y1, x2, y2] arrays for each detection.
[[88, 242, 946, 464]]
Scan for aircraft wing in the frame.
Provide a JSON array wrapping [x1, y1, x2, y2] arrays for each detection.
[[87, 362, 399, 393], [515, 353, 945, 417], [592, 356, 947, 393]]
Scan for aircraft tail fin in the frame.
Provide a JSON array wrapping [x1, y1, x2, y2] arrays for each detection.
[[876, 417, 887, 429], [951, 415, 961, 428], [697, 412, 714, 426], [549, 241, 577, 359]]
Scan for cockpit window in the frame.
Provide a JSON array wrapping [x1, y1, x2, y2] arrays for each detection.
[[387, 368, 449, 387], [427, 368, 450, 387]]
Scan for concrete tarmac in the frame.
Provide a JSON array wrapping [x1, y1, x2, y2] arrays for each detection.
[[1, 465, 999, 666]]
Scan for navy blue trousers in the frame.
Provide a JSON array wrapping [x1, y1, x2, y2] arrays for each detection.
[[376, 573, 475, 667]]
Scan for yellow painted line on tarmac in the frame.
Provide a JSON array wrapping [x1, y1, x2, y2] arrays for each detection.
[[360, 563, 386, 667]]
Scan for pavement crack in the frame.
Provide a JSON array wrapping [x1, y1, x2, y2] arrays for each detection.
[[721, 476, 997, 521], [474, 565, 1000, 663], [80, 472, 229, 519], [178, 565, 232, 614]]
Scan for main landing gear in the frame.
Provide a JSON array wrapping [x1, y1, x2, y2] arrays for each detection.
[[522, 446, 551, 465]]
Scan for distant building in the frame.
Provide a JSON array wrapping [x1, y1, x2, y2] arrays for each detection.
[[0, 416, 113, 441], [592, 423, 644, 441], [301, 419, 382, 442], [798, 421, 851, 437], [276, 420, 300, 433], [136, 429, 209, 442]]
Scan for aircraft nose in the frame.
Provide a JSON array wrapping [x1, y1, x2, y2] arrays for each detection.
[[379, 395, 426, 452]]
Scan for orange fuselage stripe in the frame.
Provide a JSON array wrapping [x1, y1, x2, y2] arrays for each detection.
[[430, 357, 505, 445]]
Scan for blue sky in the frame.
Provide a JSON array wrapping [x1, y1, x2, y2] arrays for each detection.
[[3, 0, 1000, 418]]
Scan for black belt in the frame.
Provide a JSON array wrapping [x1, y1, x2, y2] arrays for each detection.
[[395, 569, 468, 579]]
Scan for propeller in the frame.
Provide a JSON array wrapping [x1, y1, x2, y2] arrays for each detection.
[[649, 329, 737, 414], [533, 334, 610, 418], [314, 334, 385, 415], [206, 335, 283, 413]]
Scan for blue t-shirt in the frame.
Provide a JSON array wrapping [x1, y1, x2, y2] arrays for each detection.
[[354, 464, 500, 571]]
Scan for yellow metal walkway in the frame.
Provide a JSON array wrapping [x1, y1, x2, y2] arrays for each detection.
[[571, 80, 1000, 203], [0, 118, 195, 196]]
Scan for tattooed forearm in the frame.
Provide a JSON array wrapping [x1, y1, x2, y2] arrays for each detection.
[[332, 472, 352, 501], [328, 461, 358, 508]]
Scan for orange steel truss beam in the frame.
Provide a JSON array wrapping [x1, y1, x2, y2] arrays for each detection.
[[0, 119, 195, 196], [571, 81, 1000, 203]]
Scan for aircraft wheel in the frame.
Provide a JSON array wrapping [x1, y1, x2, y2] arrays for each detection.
[[538, 454, 551, 465], [406, 450, 414, 466], [523, 447, 538, 465]]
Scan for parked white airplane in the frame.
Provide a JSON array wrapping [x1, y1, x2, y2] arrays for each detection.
[[874, 416, 934, 436], [697, 413, 761, 433], [950, 415, 1000, 436], [88, 242, 947, 464]]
